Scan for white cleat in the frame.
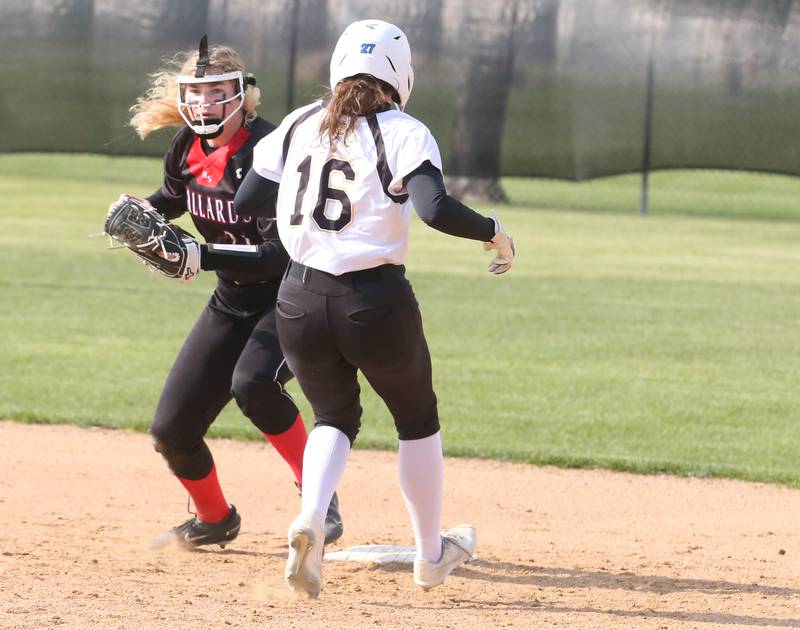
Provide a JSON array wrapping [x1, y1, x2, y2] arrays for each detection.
[[285, 512, 325, 598], [413, 524, 477, 591]]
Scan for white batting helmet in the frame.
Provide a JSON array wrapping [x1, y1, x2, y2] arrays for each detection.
[[329, 19, 414, 108]]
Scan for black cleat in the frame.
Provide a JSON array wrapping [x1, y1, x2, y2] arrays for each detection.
[[323, 491, 343, 545], [150, 504, 241, 550]]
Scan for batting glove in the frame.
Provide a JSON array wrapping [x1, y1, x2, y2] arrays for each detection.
[[483, 210, 515, 274]]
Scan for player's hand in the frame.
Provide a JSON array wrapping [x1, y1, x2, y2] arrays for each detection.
[[483, 210, 515, 274], [107, 193, 155, 217]]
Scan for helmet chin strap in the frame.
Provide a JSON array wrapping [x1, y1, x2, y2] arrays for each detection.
[[190, 119, 225, 139], [190, 101, 227, 138]]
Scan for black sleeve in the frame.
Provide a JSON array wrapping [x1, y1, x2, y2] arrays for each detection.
[[147, 187, 184, 220], [405, 161, 495, 242], [199, 238, 289, 278], [146, 131, 189, 220], [234, 169, 280, 218]]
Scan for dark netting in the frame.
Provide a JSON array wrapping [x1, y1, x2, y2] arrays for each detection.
[[2, 0, 800, 181], [650, 1, 800, 177]]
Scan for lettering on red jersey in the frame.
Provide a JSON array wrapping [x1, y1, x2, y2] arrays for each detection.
[[185, 190, 253, 225]]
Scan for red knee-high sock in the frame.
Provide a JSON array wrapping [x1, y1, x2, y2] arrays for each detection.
[[177, 465, 230, 524], [263, 413, 307, 486]]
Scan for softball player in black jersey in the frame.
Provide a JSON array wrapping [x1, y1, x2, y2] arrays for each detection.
[[235, 20, 515, 596], [122, 38, 341, 549]]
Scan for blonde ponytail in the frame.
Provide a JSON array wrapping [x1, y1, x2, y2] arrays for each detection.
[[129, 46, 261, 140]]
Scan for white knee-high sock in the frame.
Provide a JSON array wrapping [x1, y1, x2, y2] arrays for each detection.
[[300, 425, 351, 524], [398, 431, 444, 562]]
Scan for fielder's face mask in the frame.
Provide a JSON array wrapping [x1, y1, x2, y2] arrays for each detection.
[[176, 35, 251, 138], [177, 71, 245, 138]]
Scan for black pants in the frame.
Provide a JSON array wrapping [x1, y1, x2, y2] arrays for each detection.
[[150, 293, 297, 480], [275, 261, 439, 445]]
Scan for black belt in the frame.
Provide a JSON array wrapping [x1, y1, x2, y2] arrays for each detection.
[[285, 261, 404, 286]]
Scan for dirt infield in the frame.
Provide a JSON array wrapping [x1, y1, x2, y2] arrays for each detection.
[[1, 421, 798, 629]]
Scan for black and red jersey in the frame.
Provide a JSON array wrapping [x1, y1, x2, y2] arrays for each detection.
[[147, 117, 288, 298]]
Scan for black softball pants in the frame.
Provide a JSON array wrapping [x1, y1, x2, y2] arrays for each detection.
[[275, 261, 439, 445], [150, 296, 297, 480]]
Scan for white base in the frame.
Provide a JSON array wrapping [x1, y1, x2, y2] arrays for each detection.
[[324, 545, 416, 564]]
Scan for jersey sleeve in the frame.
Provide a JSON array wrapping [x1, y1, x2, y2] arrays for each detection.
[[252, 126, 286, 183], [387, 119, 443, 197], [146, 128, 190, 220], [252, 101, 323, 183]]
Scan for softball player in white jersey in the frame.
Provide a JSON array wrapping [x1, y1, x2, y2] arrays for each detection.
[[235, 19, 515, 598]]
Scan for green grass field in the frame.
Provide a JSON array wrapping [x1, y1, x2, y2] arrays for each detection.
[[1, 154, 799, 484]]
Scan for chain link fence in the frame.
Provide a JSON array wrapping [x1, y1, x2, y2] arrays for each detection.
[[2, 0, 799, 216]]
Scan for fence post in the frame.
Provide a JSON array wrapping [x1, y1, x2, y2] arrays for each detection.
[[286, 0, 300, 112], [640, 11, 656, 216]]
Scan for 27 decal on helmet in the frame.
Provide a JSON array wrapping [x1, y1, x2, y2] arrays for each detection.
[[329, 19, 414, 108], [177, 35, 254, 138]]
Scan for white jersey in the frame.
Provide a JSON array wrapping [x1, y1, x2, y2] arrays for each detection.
[[252, 101, 442, 275]]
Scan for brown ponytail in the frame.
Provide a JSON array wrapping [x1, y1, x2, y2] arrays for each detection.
[[319, 74, 400, 146]]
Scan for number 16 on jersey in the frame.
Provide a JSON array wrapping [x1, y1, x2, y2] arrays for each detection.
[[290, 155, 356, 233]]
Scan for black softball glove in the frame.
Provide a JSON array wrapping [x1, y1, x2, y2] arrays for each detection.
[[104, 195, 201, 283]]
